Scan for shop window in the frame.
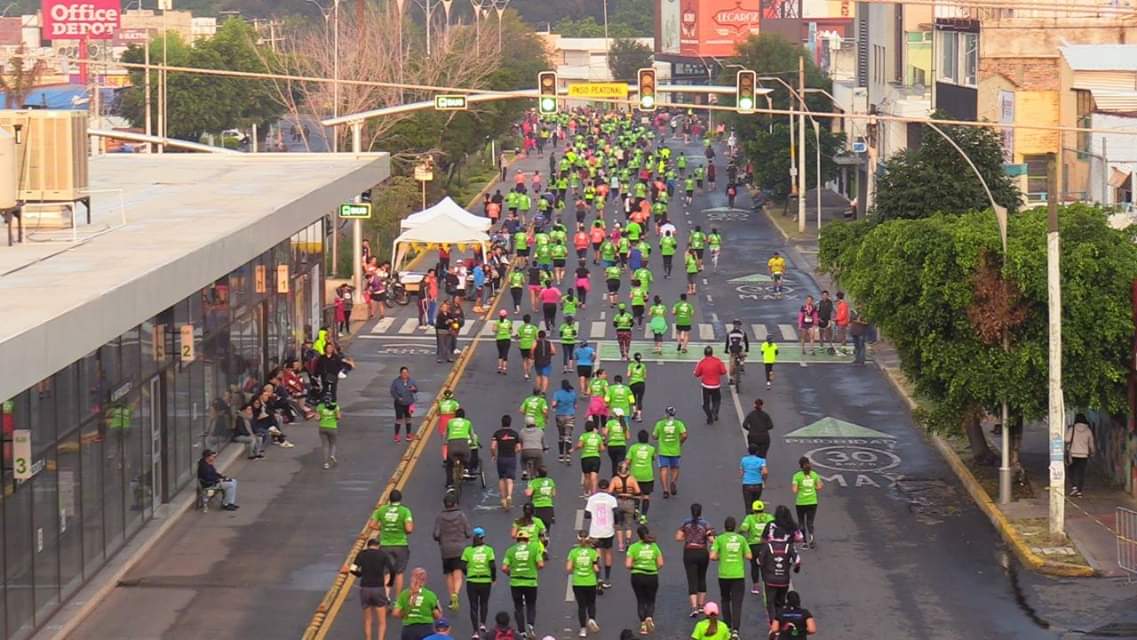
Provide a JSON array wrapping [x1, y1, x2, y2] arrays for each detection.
[[1025, 154, 1050, 199], [939, 31, 959, 83], [57, 428, 83, 599], [5, 482, 33, 639], [32, 447, 59, 621], [80, 417, 104, 576], [963, 33, 978, 86], [30, 376, 56, 456]]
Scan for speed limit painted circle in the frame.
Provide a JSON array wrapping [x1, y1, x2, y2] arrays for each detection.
[[806, 446, 900, 473]]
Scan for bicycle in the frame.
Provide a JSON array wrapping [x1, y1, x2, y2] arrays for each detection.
[[383, 274, 410, 307], [729, 350, 746, 390], [447, 450, 468, 501]]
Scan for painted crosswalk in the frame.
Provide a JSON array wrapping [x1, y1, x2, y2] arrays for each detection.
[[365, 317, 804, 342]]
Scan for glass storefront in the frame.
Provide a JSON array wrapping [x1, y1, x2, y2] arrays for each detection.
[[0, 220, 324, 640]]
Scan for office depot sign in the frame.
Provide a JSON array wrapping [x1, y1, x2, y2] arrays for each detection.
[[42, 0, 121, 39]]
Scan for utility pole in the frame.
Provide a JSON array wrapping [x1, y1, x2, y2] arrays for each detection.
[[797, 56, 807, 233], [352, 122, 364, 304], [144, 31, 152, 151], [333, 0, 340, 153], [1047, 152, 1066, 537]]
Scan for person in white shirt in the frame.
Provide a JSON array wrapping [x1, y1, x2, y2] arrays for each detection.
[[585, 479, 619, 590], [659, 220, 677, 238]]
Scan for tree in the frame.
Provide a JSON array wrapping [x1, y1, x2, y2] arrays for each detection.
[[819, 205, 1137, 465], [729, 34, 841, 199], [873, 112, 1022, 220], [119, 20, 283, 141], [553, 16, 638, 38], [0, 44, 48, 109], [607, 38, 652, 82]]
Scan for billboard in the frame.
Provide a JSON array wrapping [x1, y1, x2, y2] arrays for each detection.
[[42, 0, 121, 40], [658, 0, 681, 54], [678, 0, 761, 58]]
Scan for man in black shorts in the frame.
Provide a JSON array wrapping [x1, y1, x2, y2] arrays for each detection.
[[352, 537, 393, 640], [491, 414, 520, 510]]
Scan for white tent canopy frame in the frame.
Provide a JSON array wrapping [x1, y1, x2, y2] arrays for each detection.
[[392, 197, 490, 272]]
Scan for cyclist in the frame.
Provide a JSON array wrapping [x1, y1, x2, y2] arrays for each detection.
[[441, 391, 463, 466], [502, 529, 545, 640], [576, 419, 606, 497], [652, 407, 688, 499], [566, 532, 602, 638], [707, 228, 722, 272], [444, 408, 474, 489], [767, 252, 786, 295], [725, 320, 750, 387], [710, 516, 752, 639], [626, 524, 664, 636], [675, 502, 713, 618], [613, 303, 635, 360], [740, 499, 775, 596], [461, 527, 496, 637], [672, 293, 695, 353]]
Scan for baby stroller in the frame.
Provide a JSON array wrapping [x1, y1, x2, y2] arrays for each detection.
[[463, 432, 487, 489]]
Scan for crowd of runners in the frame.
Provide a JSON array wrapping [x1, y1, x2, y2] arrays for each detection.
[[355, 108, 822, 640]]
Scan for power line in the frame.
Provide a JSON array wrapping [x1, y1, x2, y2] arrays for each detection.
[[83, 58, 1137, 137], [853, 0, 1137, 17]]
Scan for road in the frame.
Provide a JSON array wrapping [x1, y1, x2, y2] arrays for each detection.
[[65, 137, 1135, 640], [322, 137, 1093, 640]]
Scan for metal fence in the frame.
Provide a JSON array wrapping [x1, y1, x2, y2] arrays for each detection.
[[1116, 507, 1137, 579]]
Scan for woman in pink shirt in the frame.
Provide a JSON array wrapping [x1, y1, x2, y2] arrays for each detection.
[[539, 284, 562, 331], [798, 295, 820, 355]]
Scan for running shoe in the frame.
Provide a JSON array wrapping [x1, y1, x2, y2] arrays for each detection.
[[587, 619, 600, 633]]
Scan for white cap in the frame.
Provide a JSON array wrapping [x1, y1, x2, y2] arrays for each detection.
[[525, 415, 536, 425], [612, 408, 625, 417]]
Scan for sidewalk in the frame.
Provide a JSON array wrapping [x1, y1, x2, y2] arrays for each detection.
[[764, 200, 1124, 578]]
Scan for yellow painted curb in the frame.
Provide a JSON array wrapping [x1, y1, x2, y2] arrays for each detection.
[[880, 364, 1095, 578]]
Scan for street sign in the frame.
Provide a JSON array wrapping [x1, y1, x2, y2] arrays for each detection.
[[338, 202, 373, 219], [414, 164, 434, 182], [851, 141, 867, 153], [13, 429, 31, 480], [434, 95, 468, 111], [568, 83, 629, 99]]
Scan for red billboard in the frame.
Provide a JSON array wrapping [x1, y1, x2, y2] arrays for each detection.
[[679, 0, 761, 58], [42, 0, 121, 40]]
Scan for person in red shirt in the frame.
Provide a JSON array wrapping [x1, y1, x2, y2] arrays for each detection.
[[693, 346, 727, 424]]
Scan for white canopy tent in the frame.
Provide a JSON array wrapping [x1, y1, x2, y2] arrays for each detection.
[[392, 197, 490, 271]]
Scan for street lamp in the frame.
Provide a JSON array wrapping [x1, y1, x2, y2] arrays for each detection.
[[492, 0, 511, 51], [470, 0, 492, 54], [758, 74, 821, 231]]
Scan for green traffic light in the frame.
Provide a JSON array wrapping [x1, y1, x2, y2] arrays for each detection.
[[641, 96, 655, 109], [739, 97, 754, 111], [540, 97, 556, 112]]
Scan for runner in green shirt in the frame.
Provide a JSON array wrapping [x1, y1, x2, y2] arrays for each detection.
[[672, 293, 695, 353], [508, 270, 526, 313], [625, 526, 665, 635], [604, 264, 622, 306], [371, 489, 414, 594], [633, 266, 653, 295], [587, 369, 609, 400], [707, 227, 722, 272], [559, 316, 579, 373], [652, 409, 687, 498], [709, 517, 752, 636], [689, 609, 732, 640], [739, 500, 776, 594], [660, 232, 678, 279], [630, 282, 647, 326], [792, 457, 823, 548], [600, 239, 618, 266], [685, 250, 700, 295], [393, 569, 442, 630], [626, 355, 647, 422], [576, 420, 606, 496], [315, 396, 341, 469], [605, 376, 635, 418], [648, 296, 668, 355], [520, 388, 549, 429], [494, 311, 514, 374], [517, 315, 539, 380], [502, 533, 544, 635], [565, 535, 601, 636]]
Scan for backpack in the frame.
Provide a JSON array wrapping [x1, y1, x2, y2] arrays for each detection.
[[762, 540, 793, 587]]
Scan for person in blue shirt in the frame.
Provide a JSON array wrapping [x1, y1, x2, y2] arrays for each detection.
[[473, 264, 487, 310], [422, 617, 452, 639], [552, 379, 579, 464], [575, 341, 596, 393], [739, 442, 768, 513]]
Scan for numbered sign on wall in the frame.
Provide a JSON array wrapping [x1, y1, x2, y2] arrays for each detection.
[[180, 324, 195, 363]]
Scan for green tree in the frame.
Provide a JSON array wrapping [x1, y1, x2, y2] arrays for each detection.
[[608, 0, 655, 36], [553, 16, 638, 38], [119, 20, 283, 141], [729, 34, 840, 198], [819, 205, 1137, 464], [0, 44, 48, 109], [607, 38, 653, 82], [874, 113, 1022, 220]]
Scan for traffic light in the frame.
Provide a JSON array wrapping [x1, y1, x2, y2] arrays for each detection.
[[538, 71, 558, 115], [736, 69, 757, 114], [637, 68, 656, 111]]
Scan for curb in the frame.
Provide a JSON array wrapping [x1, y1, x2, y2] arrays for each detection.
[[878, 365, 1095, 578]]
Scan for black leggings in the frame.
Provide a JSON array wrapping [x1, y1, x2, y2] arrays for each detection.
[[466, 582, 492, 630], [796, 504, 818, 541], [572, 585, 597, 627], [742, 484, 763, 515], [510, 585, 538, 629], [662, 254, 673, 275], [683, 548, 709, 595], [497, 339, 511, 360], [765, 584, 789, 623], [630, 382, 645, 413], [718, 577, 745, 631], [607, 445, 626, 476], [562, 343, 575, 366], [749, 543, 763, 584], [542, 303, 557, 328], [577, 285, 588, 305], [702, 386, 722, 420], [511, 287, 523, 308], [630, 573, 659, 621]]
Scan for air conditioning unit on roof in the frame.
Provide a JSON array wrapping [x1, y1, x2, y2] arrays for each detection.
[[0, 109, 89, 204]]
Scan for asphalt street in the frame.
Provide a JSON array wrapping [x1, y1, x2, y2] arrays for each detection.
[[325, 138, 1083, 640], [64, 137, 1135, 640]]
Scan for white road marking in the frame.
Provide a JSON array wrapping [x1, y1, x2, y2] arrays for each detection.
[[590, 321, 606, 339], [482, 322, 497, 336], [698, 323, 715, 341], [705, 294, 713, 303], [710, 312, 719, 324], [730, 384, 748, 444], [575, 508, 585, 531], [600, 311, 607, 320], [702, 278, 708, 285], [778, 324, 798, 341], [398, 318, 418, 334], [370, 317, 395, 334], [566, 575, 575, 602], [459, 321, 475, 336], [752, 324, 768, 341]]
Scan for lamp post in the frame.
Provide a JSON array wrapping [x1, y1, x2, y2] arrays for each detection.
[[758, 74, 820, 232], [471, 0, 492, 54], [493, 0, 511, 51]]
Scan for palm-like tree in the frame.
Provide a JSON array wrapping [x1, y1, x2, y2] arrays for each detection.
[[0, 44, 48, 109]]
